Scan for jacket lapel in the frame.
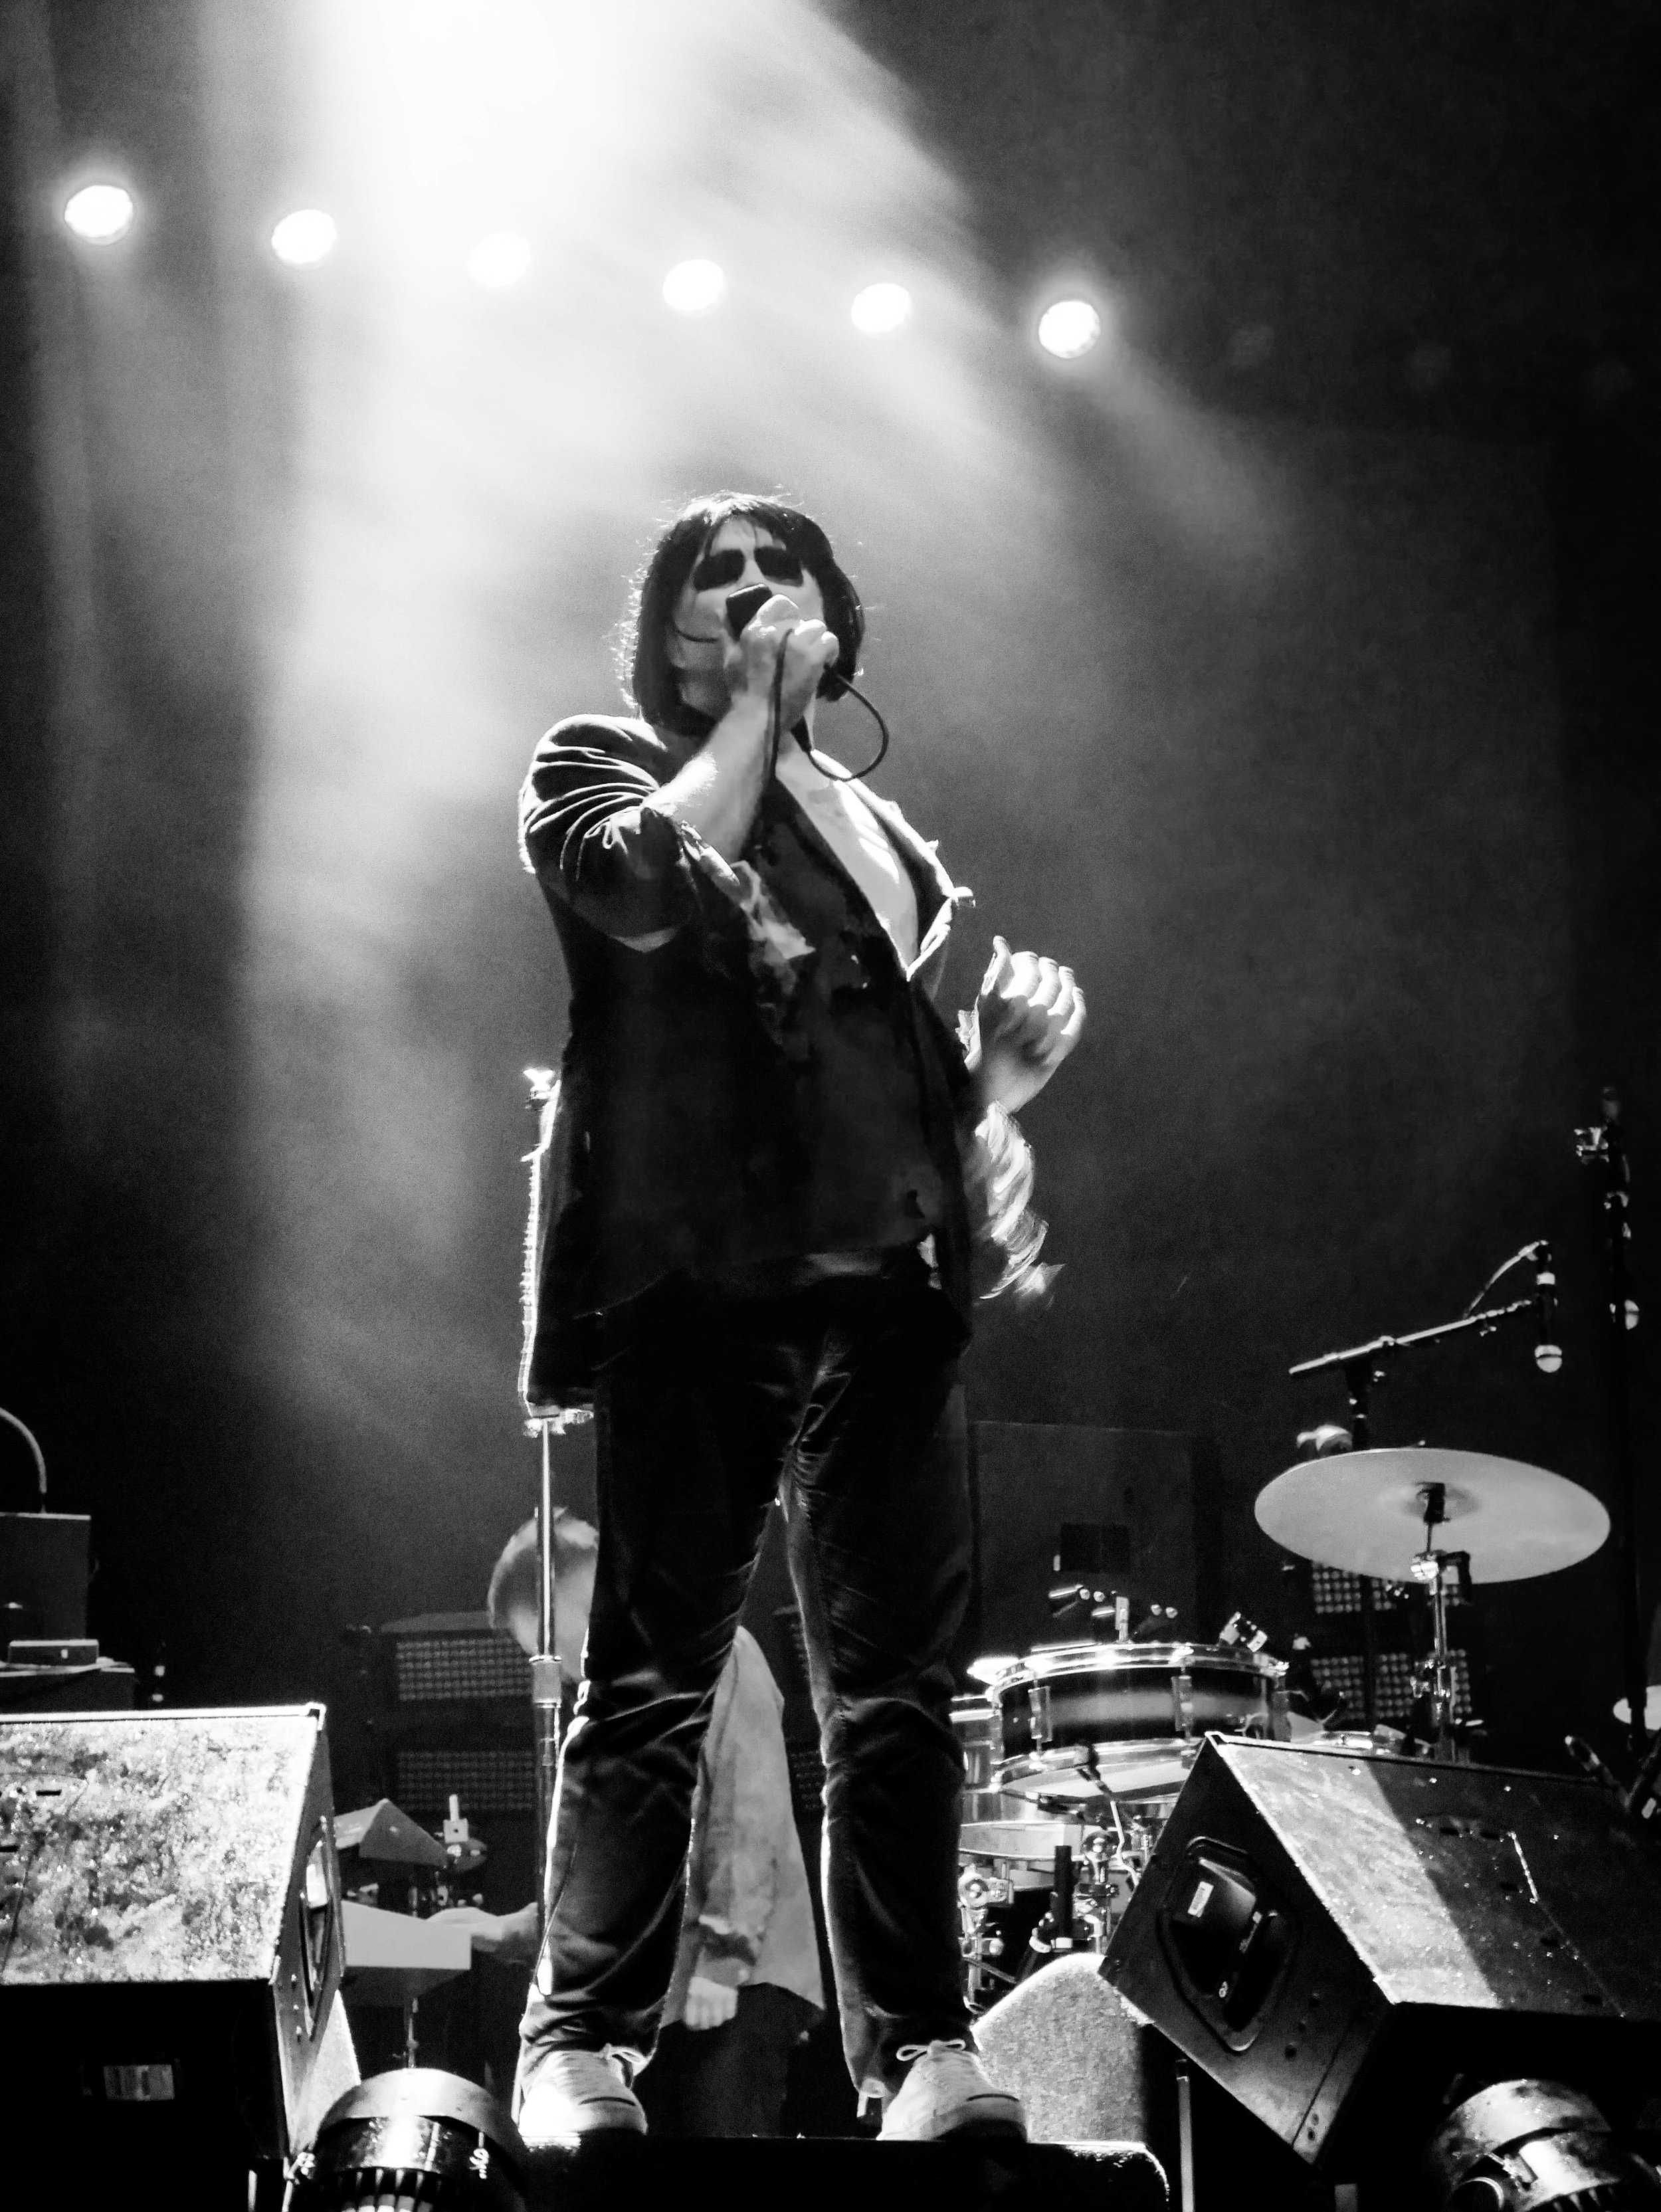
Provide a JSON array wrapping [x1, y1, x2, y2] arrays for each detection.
[[848, 780, 974, 994]]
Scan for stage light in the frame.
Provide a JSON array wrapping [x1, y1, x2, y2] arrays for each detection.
[[63, 184, 135, 245], [662, 258, 725, 315], [850, 281, 912, 335], [271, 209, 338, 268], [300, 2069, 528, 2209], [1037, 298, 1102, 361], [468, 231, 533, 290]]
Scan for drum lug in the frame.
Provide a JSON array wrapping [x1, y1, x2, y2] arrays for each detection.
[[1173, 1668, 1196, 1738], [1028, 1681, 1053, 1748]]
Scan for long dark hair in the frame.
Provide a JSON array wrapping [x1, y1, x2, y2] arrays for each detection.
[[624, 492, 864, 734]]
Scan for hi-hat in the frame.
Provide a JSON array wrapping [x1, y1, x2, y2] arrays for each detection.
[[1255, 1447, 1609, 1584]]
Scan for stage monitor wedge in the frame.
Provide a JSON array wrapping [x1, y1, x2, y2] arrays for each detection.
[[1104, 1737, 1661, 2175], [0, 1704, 347, 2163]]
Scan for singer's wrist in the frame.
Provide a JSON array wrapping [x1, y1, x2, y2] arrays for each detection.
[[714, 694, 772, 745]]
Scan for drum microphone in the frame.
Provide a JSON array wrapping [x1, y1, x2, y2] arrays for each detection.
[[1533, 1240, 1563, 1374]]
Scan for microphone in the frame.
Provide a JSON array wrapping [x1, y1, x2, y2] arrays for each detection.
[[1533, 1240, 1563, 1374], [725, 583, 821, 755], [724, 583, 772, 639]]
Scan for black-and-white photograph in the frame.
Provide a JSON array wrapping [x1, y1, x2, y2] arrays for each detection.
[[2, 5, 1658, 2205]]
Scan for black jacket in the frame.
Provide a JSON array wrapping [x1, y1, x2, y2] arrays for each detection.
[[517, 714, 978, 1411]]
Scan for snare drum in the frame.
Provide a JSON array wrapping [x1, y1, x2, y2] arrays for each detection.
[[989, 1640, 1282, 1800]]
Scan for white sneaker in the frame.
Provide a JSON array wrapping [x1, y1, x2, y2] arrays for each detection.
[[517, 2049, 647, 2144], [877, 2039, 1027, 2142]]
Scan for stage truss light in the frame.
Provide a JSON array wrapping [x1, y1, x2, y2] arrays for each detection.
[[271, 209, 339, 268], [850, 281, 912, 335], [662, 258, 726, 315], [1037, 298, 1102, 361], [467, 231, 533, 290], [63, 184, 135, 245]]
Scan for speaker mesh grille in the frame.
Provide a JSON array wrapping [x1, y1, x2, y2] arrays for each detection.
[[1312, 1649, 1472, 1722], [394, 1744, 536, 1816], [1309, 1565, 1399, 1615], [391, 1631, 530, 1704]]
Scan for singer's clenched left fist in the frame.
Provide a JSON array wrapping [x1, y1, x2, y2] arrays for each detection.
[[684, 1972, 741, 2031], [968, 936, 1086, 1116]]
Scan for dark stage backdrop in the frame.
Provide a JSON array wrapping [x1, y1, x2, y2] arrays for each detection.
[[1, 0, 1654, 1796]]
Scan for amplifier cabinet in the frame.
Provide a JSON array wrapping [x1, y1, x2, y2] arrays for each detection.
[[0, 1704, 343, 2161], [1104, 1736, 1661, 2173]]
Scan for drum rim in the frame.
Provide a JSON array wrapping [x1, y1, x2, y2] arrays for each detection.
[[990, 1639, 1278, 1688]]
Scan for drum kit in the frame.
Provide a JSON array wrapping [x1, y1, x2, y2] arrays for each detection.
[[953, 1441, 1611, 2013], [953, 1633, 1284, 2009]]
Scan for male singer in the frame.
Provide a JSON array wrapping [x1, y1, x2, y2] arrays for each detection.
[[514, 493, 1084, 2144]]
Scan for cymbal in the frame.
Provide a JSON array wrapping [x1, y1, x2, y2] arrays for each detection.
[[1254, 1447, 1609, 1584]]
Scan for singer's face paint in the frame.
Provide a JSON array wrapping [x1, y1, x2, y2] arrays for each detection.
[[666, 518, 825, 716]]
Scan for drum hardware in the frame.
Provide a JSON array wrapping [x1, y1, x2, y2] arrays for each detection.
[[957, 1812, 1146, 2012], [1217, 1610, 1270, 1656], [1172, 1666, 1196, 1738], [1048, 1580, 1133, 1638], [1401, 1486, 1476, 1760], [1047, 1585, 1186, 1644]]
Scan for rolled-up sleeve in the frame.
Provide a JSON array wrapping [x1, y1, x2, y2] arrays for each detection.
[[519, 719, 698, 942]]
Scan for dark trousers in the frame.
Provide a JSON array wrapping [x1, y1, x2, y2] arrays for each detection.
[[517, 1260, 973, 2094], [636, 1984, 817, 2138]]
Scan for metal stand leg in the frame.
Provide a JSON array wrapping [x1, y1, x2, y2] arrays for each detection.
[[1175, 2055, 1196, 2212], [531, 1421, 563, 1943], [1409, 1484, 1472, 1763]]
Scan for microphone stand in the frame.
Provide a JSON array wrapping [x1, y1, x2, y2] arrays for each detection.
[[1575, 1086, 1649, 1761], [530, 1419, 561, 1941], [523, 1066, 589, 1940]]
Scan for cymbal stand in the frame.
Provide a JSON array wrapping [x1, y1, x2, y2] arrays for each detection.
[[1407, 1482, 1472, 1761], [1292, 1304, 1527, 1730], [1575, 1086, 1648, 1761]]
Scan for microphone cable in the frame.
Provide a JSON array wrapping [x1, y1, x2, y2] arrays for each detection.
[[765, 630, 892, 783]]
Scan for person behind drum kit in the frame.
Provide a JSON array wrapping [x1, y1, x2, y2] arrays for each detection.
[[433, 1512, 825, 2138], [512, 493, 1086, 2146]]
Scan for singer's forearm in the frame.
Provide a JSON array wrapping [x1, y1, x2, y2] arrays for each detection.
[[646, 698, 773, 862]]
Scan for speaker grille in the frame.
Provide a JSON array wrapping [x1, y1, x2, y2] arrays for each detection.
[[390, 1631, 530, 1705], [1308, 1565, 1398, 1616], [1312, 1649, 1472, 1722], [393, 1744, 536, 1817]]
